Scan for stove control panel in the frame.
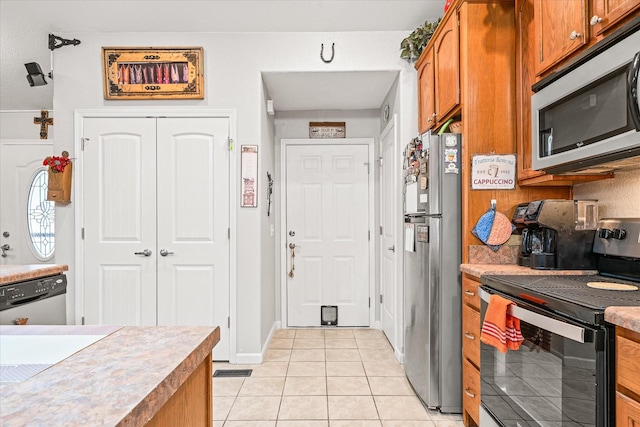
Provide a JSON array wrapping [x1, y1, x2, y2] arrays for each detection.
[[594, 218, 640, 258], [0, 274, 67, 311]]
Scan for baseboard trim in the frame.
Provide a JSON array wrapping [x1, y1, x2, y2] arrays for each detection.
[[233, 353, 263, 365]]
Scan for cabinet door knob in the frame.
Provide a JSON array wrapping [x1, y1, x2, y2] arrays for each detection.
[[590, 15, 602, 26], [569, 31, 581, 40]]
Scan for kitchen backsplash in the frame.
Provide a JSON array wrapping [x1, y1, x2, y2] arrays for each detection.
[[573, 169, 640, 218]]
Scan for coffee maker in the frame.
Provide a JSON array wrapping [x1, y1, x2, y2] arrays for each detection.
[[512, 199, 598, 270]]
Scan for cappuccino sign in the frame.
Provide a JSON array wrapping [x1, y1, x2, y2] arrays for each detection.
[[471, 154, 516, 190]]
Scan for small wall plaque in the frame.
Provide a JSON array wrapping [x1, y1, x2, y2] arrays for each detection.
[[471, 154, 517, 190], [309, 122, 346, 139]]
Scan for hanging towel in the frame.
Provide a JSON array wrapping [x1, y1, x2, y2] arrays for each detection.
[[481, 294, 524, 353]]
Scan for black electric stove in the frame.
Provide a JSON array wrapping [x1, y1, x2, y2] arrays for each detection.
[[482, 218, 640, 325], [483, 218, 640, 326], [479, 218, 640, 427], [481, 274, 640, 326]]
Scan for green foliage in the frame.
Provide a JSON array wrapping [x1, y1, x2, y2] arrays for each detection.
[[400, 17, 442, 62]]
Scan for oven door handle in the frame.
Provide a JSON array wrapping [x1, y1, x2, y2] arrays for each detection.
[[479, 288, 586, 343]]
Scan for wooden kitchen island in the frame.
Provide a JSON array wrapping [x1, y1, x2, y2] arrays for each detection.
[[0, 324, 219, 426]]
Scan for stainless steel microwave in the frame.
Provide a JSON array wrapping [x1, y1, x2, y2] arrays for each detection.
[[531, 28, 640, 173]]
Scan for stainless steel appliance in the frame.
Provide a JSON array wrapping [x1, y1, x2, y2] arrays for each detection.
[[0, 274, 67, 325], [531, 24, 640, 173], [479, 217, 640, 427], [512, 199, 598, 270], [403, 132, 462, 413]]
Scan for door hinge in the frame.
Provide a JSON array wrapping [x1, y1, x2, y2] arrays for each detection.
[[380, 294, 383, 304], [379, 226, 383, 235], [368, 297, 371, 308], [377, 156, 383, 167], [81, 227, 84, 239], [81, 137, 89, 150], [364, 162, 370, 174], [228, 316, 230, 328], [228, 228, 231, 239], [81, 316, 85, 325], [368, 230, 370, 241], [228, 138, 234, 151]]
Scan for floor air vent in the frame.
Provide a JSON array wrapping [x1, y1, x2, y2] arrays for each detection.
[[213, 369, 253, 378]]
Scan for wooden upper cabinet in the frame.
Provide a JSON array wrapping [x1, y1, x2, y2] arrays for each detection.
[[535, 0, 589, 76], [415, 10, 460, 133], [434, 13, 460, 123], [591, 0, 640, 36], [417, 46, 436, 133]]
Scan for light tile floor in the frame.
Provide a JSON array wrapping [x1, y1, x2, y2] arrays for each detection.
[[213, 328, 465, 427]]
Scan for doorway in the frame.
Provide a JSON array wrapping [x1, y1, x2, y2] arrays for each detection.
[[77, 111, 234, 361], [379, 115, 401, 357], [281, 139, 374, 327]]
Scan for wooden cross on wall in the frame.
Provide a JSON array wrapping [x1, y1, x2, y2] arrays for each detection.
[[34, 110, 54, 139]]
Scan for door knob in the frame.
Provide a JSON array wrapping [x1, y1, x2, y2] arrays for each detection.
[[387, 245, 395, 252], [134, 249, 152, 257], [160, 249, 174, 257], [289, 230, 295, 237]]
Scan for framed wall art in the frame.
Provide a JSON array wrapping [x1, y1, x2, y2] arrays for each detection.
[[102, 47, 204, 100], [241, 145, 258, 208], [309, 122, 346, 139]]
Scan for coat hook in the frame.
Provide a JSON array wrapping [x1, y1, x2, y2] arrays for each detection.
[[320, 43, 335, 63]]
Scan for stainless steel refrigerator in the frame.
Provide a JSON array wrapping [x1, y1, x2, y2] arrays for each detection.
[[403, 132, 462, 413]]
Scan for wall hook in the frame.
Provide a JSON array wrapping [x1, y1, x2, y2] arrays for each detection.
[[49, 34, 81, 51], [320, 43, 335, 63]]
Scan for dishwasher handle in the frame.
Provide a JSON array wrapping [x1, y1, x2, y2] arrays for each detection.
[[479, 287, 586, 343], [7, 292, 50, 307]]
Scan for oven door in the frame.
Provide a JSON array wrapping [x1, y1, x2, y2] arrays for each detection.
[[479, 287, 612, 427]]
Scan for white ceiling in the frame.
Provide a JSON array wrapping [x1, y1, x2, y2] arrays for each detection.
[[0, 0, 445, 111], [262, 70, 400, 111]]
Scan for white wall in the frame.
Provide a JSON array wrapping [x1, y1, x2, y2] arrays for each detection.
[[47, 30, 417, 359], [0, 111, 55, 140]]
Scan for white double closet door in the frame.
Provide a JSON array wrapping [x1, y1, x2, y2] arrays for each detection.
[[82, 116, 230, 360]]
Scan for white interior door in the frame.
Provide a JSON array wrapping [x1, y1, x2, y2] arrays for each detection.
[[0, 141, 54, 265], [83, 118, 158, 326], [379, 118, 399, 351], [156, 117, 230, 361], [82, 116, 230, 360], [286, 143, 370, 327]]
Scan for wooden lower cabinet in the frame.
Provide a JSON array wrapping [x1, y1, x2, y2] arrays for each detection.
[[616, 326, 640, 427], [147, 353, 213, 427], [462, 274, 481, 426], [617, 392, 640, 426], [462, 358, 480, 426]]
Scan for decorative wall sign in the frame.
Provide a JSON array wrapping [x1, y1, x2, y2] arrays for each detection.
[[471, 154, 516, 189], [102, 47, 204, 100], [241, 145, 258, 207], [309, 122, 346, 139]]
